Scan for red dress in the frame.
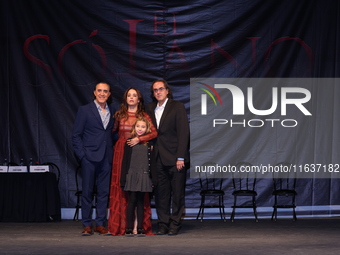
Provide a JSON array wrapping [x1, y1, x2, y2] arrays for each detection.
[[108, 112, 157, 235]]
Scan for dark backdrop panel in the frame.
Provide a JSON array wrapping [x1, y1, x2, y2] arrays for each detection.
[[1, 0, 340, 210]]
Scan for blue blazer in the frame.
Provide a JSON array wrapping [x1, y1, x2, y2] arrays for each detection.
[[72, 101, 115, 162]]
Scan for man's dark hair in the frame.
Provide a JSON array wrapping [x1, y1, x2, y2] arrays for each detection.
[[149, 79, 173, 102], [93, 82, 112, 104]]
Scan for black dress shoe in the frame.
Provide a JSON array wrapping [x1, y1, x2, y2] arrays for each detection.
[[168, 229, 178, 236], [156, 227, 168, 235], [125, 228, 134, 237], [137, 228, 145, 237]]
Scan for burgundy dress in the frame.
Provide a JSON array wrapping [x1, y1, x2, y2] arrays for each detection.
[[108, 112, 157, 235]]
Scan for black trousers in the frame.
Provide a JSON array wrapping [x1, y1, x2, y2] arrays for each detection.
[[155, 158, 186, 231]]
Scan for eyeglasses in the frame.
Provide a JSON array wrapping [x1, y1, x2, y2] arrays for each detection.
[[153, 87, 166, 93]]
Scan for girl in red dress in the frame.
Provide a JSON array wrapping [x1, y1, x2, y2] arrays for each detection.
[[108, 87, 157, 235]]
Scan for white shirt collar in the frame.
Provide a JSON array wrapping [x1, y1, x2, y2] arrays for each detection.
[[157, 98, 168, 108], [94, 100, 108, 111]]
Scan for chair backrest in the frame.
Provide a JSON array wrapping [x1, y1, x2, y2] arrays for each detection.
[[232, 162, 256, 191], [198, 162, 224, 191], [272, 162, 296, 191], [41, 162, 60, 184]]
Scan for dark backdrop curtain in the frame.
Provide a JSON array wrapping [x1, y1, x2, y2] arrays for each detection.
[[1, 0, 339, 211]]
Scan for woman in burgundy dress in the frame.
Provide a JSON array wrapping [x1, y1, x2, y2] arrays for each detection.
[[108, 87, 157, 235]]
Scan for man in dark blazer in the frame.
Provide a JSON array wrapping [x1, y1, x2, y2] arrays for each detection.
[[146, 79, 190, 236], [72, 82, 114, 236]]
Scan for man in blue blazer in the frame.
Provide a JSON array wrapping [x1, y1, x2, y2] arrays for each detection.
[[146, 79, 190, 236], [72, 82, 114, 236]]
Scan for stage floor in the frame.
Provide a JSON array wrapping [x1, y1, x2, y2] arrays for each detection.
[[0, 218, 339, 255]]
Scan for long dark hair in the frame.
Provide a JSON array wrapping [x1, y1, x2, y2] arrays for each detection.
[[114, 87, 145, 120]]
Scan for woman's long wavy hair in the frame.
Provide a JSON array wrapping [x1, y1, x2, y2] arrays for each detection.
[[114, 87, 145, 120]]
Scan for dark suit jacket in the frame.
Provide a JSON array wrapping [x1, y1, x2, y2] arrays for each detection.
[[146, 98, 190, 167], [72, 101, 115, 162]]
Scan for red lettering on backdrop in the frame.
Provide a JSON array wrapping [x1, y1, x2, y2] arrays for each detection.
[[154, 11, 167, 35], [57, 30, 107, 80], [166, 39, 190, 74], [57, 40, 86, 78], [264, 37, 314, 77], [171, 12, 185, 35], [124, 20, 144, 71], [23, 35, 53, 83], [23, 28, 314, 81], [89, 30, 107, 79], [247, 37, 261, 66], [210, 39, 244, 72]]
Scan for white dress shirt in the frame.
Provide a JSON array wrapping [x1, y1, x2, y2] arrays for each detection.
[[155, 98, 168, 128]]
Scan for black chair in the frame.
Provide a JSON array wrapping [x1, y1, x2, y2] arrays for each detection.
[[271, 162, 297, 221], [196, 163, 226, 222], [230, 162, 258, 222], [41, 162, 61, 185], [73, 164, 97, 221]]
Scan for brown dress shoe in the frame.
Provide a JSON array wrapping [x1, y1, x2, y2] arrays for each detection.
[[94, 226, 111, 235], [82, 226, 93, 236]]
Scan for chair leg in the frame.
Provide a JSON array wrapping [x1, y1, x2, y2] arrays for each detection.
[[293, 207, 297, 221], [292, 195, 297, 221], [200, 195, 206, 222], [196, 195, 206, 222], [220, 195, 226, 222], [271, 195, 278, 221], [196, 198, 203, 220], [252, 196, 258, 222], [230, 208, 235, 222], [230, 196, 236, 222], [73, 196, 81, 221], [218, 195, 225, 221], [275, 208, 278, 221], [271, 206, 276, 221], [73, 206, 80, 221], [196, 206, 202, 220]]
